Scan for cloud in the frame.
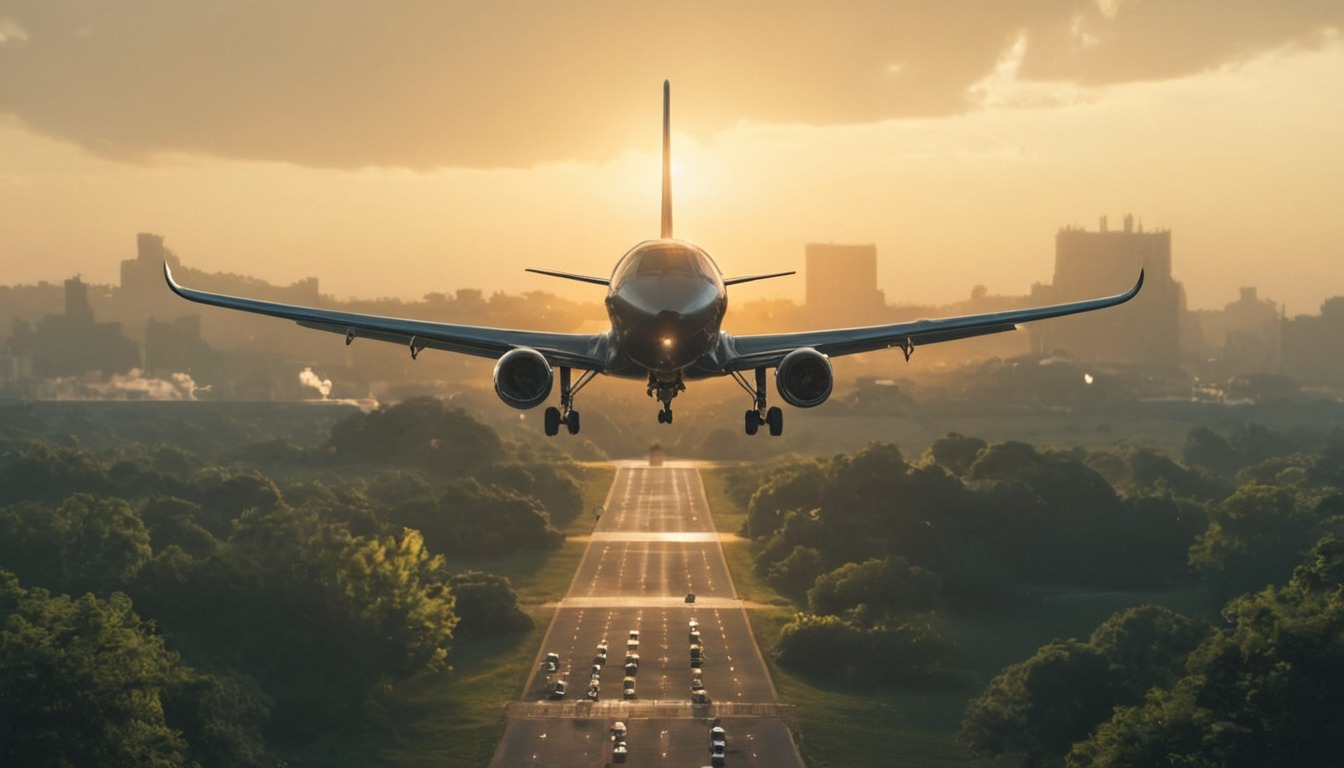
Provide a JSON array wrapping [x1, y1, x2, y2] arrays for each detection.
[[0, 1, 1338, 169]]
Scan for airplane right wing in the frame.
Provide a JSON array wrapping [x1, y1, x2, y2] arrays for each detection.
[[164, 263, 610, 371], [720, 270, 1144, 371]]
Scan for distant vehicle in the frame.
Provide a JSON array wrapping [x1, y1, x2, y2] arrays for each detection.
[[623, 687, 638, 700], [543, 652, 560, 672], [690, 644, 704, 666], [690, 628, 701, 644], [691, 687, 708, 704], [587, 681, 600, 701], [547, 679, 567, 700], [624, 651, 640, 665], [164, 83, 1141, 438], [612, 721, 627, 740], [685, 592, 696, 603], [624, 661, 638, 676], [710, 725, 726, 749], [711, 742, 726, 766], [613, 739, 628, 762], [623, 676, 636, 691], [591, 664, 603, 680], [688, 618, 699, 631], [628, 630, 640, 642]]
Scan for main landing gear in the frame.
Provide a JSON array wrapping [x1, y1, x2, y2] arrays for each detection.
[[648, 374, 686, 424], [544, 367, 597, 436], [732, 367, 784, 437]]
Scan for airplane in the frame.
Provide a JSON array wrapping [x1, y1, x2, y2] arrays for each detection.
[[165, 81, 1143, 438]]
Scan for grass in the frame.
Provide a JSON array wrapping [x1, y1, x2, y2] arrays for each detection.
[[284, 463, 616, 767]]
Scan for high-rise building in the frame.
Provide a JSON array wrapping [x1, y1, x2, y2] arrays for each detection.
[[804, 243, 885, 326], [1029, 214, 1184, 369]]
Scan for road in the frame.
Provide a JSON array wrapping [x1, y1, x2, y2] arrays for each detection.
[[489, 463, 806, 767]]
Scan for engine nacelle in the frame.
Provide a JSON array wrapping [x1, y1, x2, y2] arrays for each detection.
[[774, 347, 833, 408], [493, 348, 553, 409]]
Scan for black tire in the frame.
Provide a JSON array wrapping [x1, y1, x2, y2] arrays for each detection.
[[767, 406, 783, 436], [544, 407, 561, 436], [745, 409, 760, 436], [566, 410, 581, 435]]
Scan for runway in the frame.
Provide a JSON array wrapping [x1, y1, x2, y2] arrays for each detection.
[[488, 464, 805, 767]]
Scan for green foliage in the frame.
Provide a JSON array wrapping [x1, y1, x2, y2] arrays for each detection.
[[1189, 483, 1317, 601], [1070, 536, 1344, 767], [774, 611, 956, 689], [0, 573, 188, 767], [963, 639, 1113, 766], [327, 397, 502, 474], [0, 494, 152, 595], [766, 545, 825, 600], [920, 432, 987, 477], [808, 556, 942, 618], [387, 478, 564, 556], [962, 604, 1209, 766], [448, 570, 532, 639]]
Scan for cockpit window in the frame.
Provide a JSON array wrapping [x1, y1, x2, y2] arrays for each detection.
[[613, 243, 712, 286]]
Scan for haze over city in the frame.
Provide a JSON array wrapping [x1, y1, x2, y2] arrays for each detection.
[[2, 2, 1342, 313]]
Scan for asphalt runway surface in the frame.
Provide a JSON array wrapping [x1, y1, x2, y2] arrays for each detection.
[[489, 464, 805, 767]]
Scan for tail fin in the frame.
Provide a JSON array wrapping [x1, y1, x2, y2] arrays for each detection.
[[661, 80, 673, 239]]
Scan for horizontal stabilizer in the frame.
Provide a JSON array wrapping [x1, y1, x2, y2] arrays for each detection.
[[723, 271, 796, 286], [525, 268, 610, 286]]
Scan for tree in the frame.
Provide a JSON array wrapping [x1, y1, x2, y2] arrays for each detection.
[[0, 572, 188, 767], [962, 639, 1114, 767], [767, 545, 826, 600], [448, 570, 531, 638], [808, 556, 942, 618], [1189, 483, 1315, 600], [922, 432, 987, 477], [1071, 537, 1344, 767]]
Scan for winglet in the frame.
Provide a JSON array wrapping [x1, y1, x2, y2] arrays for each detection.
[[162, 261, 186, 297], [661, 80, 673, 239]]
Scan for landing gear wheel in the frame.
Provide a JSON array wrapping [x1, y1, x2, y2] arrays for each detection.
[[544, 407, 561, 437], [744, 409, 760, 436], [657, 408, 674, 424], [565, 410, 581, 435], [766, 406, 783, 437]]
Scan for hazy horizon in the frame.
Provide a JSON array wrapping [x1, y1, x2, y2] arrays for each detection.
[[2, 2, 1341, 313]]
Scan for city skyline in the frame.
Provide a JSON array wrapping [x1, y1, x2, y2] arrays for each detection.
[[2, 3, 1341, 313]]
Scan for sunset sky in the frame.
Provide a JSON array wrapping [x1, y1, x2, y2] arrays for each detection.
[[2, 2, 1341, 314]]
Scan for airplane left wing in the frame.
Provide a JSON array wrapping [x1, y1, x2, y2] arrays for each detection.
[[163, 263, 609, 371], [719, 270, 1144, 371]]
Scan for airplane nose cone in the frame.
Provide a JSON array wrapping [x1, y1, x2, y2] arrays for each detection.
[[608, 275, 725, 371]]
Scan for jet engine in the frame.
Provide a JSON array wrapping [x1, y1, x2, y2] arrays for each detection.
[[493, 348, 553, 409], [774, 347, 833, 408]]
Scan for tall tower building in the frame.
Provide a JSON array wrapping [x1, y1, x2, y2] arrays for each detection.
[[804, 243, 885, 326], [1030, 214, 1184, 369]]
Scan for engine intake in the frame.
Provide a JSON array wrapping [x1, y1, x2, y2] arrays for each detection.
[[493, 348, 553, 409], [774, 348, 833, 408]]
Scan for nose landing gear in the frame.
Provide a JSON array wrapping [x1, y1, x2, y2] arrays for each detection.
[[648, 374, 685, 425]]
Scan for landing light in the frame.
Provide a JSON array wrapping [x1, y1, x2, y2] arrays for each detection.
[[661, 336, 675, 349]]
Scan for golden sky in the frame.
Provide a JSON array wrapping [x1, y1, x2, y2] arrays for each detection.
[[2, 2, 1342, 313]]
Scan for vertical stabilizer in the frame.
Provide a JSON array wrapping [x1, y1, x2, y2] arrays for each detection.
[[661, 80, 673, 239]]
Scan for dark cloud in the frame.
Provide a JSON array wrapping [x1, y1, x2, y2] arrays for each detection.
[[0, 1, 1338, 169]]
